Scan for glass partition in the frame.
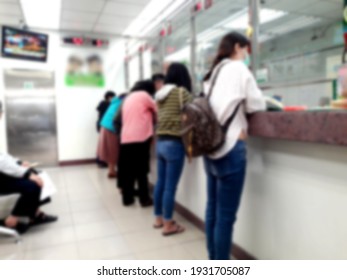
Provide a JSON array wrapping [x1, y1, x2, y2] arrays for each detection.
[[257, 0, 343, 107], [149, 0, 343, 107]]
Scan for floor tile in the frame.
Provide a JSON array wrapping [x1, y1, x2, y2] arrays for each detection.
[[123, 229, 176, 254], [181, 239, 208, 260], [136, 244, 195, 260], [23, 226, 76, 251], [77, 235, 132, 260], [113, 213, 155, 234], [70, 198, 106, 213], [74, 220, 121, 241], [0, 240, 25, 260], [72, 209, 113, 225], [0, 165, 206, 260], [24, 243, 79, 260]]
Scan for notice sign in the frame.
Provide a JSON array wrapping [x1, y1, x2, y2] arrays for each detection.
[[65, 54, 105, 88]]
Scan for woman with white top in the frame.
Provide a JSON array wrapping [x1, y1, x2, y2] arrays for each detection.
[[203, 32, 266, 260]]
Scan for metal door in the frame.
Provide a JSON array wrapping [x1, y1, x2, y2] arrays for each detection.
[[4, 69, 58, 166]]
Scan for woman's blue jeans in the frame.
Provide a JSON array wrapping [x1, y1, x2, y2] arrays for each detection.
[[204, 141, 247, 260], [154, 139, 185, 221]]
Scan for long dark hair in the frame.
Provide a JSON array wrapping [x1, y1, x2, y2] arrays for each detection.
[[204, 32, 250, 81], [165, 62, 192, 93], [131, 80, 155, 97]]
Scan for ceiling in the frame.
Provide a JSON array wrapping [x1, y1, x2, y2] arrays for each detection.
[[0, 0, 150, 36], [0, 0, 343, 41]]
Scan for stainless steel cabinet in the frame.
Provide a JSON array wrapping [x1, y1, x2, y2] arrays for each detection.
[[4, 69, 58, 166]]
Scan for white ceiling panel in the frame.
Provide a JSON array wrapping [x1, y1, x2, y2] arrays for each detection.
[[109, 0, 148, 4], [301, 1, 342, 18], [62, 11, 99, 24], [103, 2, 144, 17], [94, 23, 127, 34], [97, 15, 133, 26], [0, 2, 22, 16], [0, 15, 22, 25], [62, 0, 106, 13], [271, 0, 318, 12], [61, 21, 94, 31], [0, 0, 19, 2]]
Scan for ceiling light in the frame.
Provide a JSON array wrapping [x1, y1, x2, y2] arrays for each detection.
[[141, 0, 187, 35], [20, 0, 62, 30], [124, 0, 190, 37], [165, 45, 190, 62], [269, 16, 321, 35], [224, 8, 287, 29], [198, 28, 226, 43]]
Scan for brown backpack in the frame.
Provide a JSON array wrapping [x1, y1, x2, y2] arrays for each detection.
[[180, 61, 242, 160]]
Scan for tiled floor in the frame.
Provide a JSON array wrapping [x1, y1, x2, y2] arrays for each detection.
[[0, 165, 207, 260]]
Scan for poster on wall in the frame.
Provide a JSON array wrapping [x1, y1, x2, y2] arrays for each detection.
[[65, 54, 105, 87]]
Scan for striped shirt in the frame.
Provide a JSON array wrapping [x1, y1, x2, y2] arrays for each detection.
[[155, 85, 192, 137]]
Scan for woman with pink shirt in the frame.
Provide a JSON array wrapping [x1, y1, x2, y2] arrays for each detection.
[[118, 80, 157, 207]]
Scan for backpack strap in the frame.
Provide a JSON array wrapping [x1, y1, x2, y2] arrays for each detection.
[[207, 60, 230, 100], [221, 101, 244, 133], [178, 87, 184, 110]]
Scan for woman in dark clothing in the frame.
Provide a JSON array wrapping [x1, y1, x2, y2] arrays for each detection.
[[117, 80, 157, 207], [96, 91, 115, 132], [96, 91, 115, 168]]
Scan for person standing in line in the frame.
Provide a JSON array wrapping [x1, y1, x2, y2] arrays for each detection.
[[96, 91, 115, 132], [97, 92, 122, 178], [118, 80, 157, 207], [202, 32, 265, 260], [152, 73, 165, 92], [153, 63, 192, 236], [96, 91, 115, 168]]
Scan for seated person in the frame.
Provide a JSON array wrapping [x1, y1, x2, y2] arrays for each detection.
[[0, 101, 57, 234]]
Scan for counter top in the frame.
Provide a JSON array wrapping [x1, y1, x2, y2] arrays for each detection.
[[248, 111, 347, 147]]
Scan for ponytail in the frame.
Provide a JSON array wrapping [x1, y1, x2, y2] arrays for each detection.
[[203, 32, 250, 82]]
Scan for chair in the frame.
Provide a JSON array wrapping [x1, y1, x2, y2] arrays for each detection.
[[0, 194, 21, 243]]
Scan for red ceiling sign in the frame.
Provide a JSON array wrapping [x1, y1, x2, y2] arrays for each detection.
[[205, 0, 213, 10]]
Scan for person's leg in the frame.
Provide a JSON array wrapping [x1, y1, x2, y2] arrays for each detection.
[[108, 163, 116, 178], [0, 175, 41, 227], [213, 141, 247, 260], [122, 174, 135, 206], [153, 141, 166, 227], [162, 141, 186, 234], [204, 158, 218, 260], [137, 172, 152, 207], [137, 139, 153, 206], [120, 144, 136, 206]]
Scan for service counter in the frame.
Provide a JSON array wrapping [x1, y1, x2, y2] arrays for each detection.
[[248, 111, 347, 147], [174, 111, 347, 260]]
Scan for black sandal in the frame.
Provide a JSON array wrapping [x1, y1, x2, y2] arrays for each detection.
[[30, 213, 58, 227], [0, 220, 30, 234]]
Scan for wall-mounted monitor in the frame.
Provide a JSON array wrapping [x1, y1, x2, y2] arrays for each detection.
[[1, 26, 49, 62]]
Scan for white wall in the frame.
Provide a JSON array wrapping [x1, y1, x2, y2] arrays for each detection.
[[176, 139, 347, 260], [0, 32, 126, 162]]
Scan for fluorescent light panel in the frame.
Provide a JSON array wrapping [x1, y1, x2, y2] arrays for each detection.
[[196, 8, 287, 43], [124, 0, 188, 37], [20, 0, 62, 30], [270, 16, 321, 35], [165, 45, 189, 62], [224, 8, 287, 29], [141, 0, 186, 35]]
